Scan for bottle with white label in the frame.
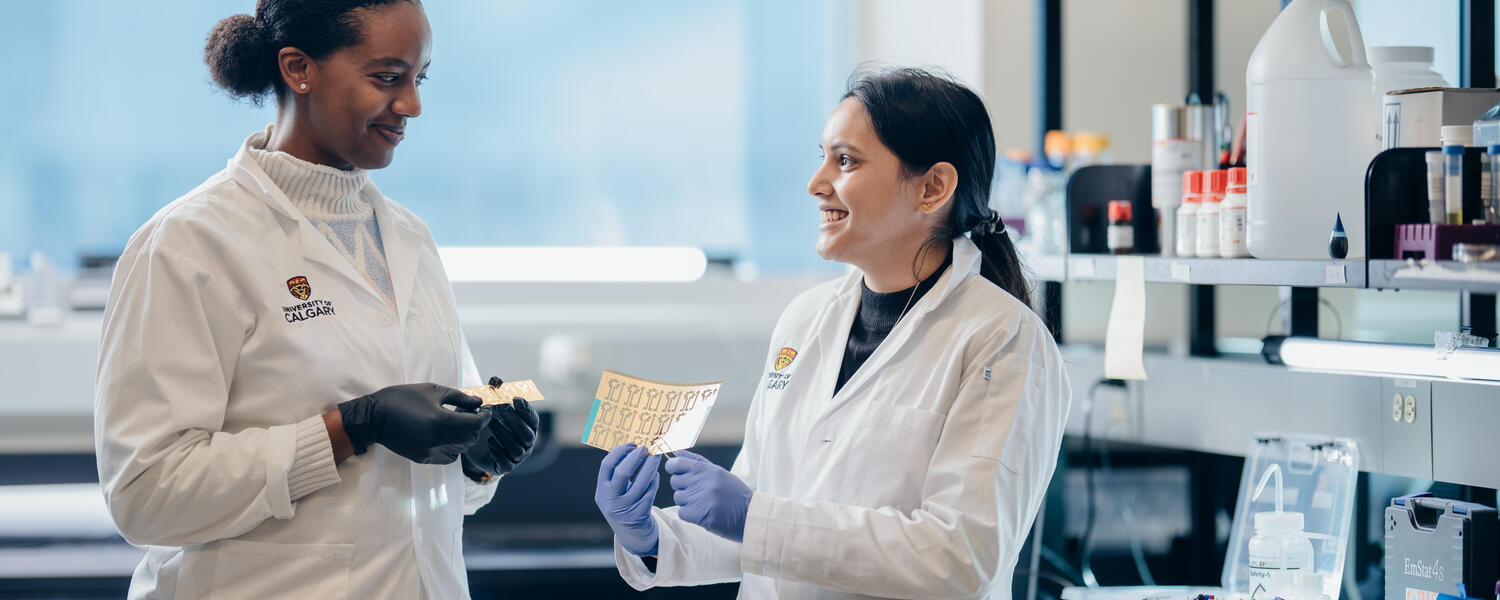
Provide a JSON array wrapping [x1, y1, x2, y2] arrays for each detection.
[[1177, 171, 1202, 257], [1247, 464, 1314, 600], [1221, 167, 1250, 257], [1197, 170, 1226, 257]]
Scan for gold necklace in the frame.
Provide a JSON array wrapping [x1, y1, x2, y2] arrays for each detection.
[[894, 284, 919, 325]]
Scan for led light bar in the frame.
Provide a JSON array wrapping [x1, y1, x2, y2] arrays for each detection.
[[438, 246, 708, 282], [1262, 336, 1500, 382]]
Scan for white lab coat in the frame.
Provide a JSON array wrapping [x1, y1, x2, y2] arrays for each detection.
[[95, 129, 498, 599], [615, 236, 1071, 599]]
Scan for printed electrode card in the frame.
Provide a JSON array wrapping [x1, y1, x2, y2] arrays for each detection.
[[581, 370, 721, 455], [462, 380, 545, 405]]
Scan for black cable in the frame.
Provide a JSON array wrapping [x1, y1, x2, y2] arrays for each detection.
[[1264, 297, 1344, 338], [1079, 377, 1126, 587]]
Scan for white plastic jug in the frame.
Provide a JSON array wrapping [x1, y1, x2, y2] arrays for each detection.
[[1246, 0, 1377, 259]]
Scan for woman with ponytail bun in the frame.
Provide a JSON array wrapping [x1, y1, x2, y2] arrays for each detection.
[[96, 2, 529, 597], [597, 66, 1072, 600]]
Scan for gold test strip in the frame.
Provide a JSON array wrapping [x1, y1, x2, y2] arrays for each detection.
[[462, 379, 545, 405]]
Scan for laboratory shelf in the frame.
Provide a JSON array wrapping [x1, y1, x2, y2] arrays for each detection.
[[1059, 347, 1500, 489], [1367, 259, 1500, 293], [1065, 255, 1365, 287], [1025, 253, 1068, 282]]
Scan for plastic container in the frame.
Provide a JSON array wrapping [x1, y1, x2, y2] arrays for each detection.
[[1178, 171, 1204, 257], [1246, 0, 1377, 259], [1488, 145, 1500, 223], [1223, 435, 1360, 600], [1060, 435, 1360, 600], [1427, 150, 1447, 224], [1221, 167, 1250, 257], [1246, 464, 1315, 600], [1370, 45, 1448, 105], [1198, 170, 1227, 257], [25, 252, 63, 326], [1443, 125, 1469, 225]]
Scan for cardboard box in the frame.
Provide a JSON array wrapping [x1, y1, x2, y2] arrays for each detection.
[[1382, 87, 1500, 149]]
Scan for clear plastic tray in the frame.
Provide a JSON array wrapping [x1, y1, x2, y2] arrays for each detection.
[[1061, 586, 1238, 600], [1064, 434, 1360, 600], [1221, 435, 1361, 600]]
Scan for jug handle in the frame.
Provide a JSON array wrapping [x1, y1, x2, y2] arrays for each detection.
[[1319, 1, 1368, 69]]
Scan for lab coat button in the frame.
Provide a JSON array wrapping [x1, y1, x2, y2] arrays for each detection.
[[376, 312, 394, 327]]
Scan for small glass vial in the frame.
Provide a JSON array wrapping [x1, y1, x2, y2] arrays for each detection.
[[1196, 170, 1226, 257], [1176, 171, 1202, 257], [1487, 145, 1500, 224], [1426, 150, 1446, 224], [1220, 167, 1250, 258], [1107, 200, 1134, 254], [1441, 125, 1467, 224]]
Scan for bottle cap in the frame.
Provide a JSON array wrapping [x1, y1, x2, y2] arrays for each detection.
[[1441, 125, 1473, 148], [1227, 167, 1247, 194], [1182, 170, 1204, 194], [1208, 169, 1229, 194], [1254, 510, 1304, 532], [1044, 130, 1073, 157], [1108, 200, 1133, 222]]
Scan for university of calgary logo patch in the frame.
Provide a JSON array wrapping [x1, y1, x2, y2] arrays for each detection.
[[287, 276, 311, 301], [774, 347, 798, 371]]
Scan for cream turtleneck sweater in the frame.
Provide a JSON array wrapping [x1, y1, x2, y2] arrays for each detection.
[[248, 139, 397, 312]]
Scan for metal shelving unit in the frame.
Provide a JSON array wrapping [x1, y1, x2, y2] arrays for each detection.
[[1368, 259, 1500, 293], [1064, 255, 1366, 288]]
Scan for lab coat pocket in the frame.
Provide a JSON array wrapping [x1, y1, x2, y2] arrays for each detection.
[[405, 303, 463, 385], [201, 539, 354, 599], [845, 401, 946, 507]]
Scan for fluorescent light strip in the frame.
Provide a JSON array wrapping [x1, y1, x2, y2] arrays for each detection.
[[439, 246, 708, 282], [1267, 336, 1500, 382]]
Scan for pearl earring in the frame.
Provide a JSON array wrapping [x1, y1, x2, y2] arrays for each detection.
[[299, 83, 308, 90]]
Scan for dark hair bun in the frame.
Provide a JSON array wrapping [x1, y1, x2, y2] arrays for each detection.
[[204, 14, 277, 101]]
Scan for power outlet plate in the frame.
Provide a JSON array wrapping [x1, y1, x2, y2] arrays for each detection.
[[1380, 378, 1433, 479]]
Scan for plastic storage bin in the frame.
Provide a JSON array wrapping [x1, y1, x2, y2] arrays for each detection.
[[1061, 435, 1360, 600]]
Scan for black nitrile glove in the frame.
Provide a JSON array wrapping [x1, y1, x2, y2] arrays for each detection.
[[337, 383, 490, 464], [461, 376, 540, 479]]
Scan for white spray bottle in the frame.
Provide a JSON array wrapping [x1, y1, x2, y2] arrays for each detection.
[[1247, 464, 1315, 600]]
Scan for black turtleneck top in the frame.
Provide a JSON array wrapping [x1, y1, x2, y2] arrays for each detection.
[[834, 252, 953, 396]]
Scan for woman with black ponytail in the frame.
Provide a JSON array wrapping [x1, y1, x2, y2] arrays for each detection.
[[595, 67, 1073, 599], [95, 1, 537, 597]]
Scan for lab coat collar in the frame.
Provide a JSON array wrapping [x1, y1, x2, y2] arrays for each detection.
[[812, 236, 982, 425], [833, 234, 982, 318], [227, 127, 423, 320]]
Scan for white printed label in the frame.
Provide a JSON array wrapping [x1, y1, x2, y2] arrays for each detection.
[[1107, 226, 1134, 251], [1152, 140, 1202, 209], [1170, 262, 1191, 281], [1075, 258, 1096, 278], [1324, 265, 1346, 284]]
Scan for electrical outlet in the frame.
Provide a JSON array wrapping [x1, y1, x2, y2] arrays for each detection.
[[1381, 378, 1433, 479]]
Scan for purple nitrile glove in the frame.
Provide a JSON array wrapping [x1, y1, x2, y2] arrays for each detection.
[[594, 443, 662, 556], [665, 450, 752, 543]]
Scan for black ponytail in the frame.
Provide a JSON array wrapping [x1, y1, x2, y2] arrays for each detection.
[[204, 0, 415, 104], [843, 66, 1033, 308]]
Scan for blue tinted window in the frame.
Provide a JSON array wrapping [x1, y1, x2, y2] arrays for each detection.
[[0, 1, 852, 276]]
